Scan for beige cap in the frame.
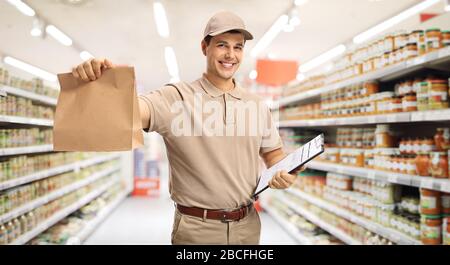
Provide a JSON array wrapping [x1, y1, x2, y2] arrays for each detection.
[[203, 11, 254, 40]]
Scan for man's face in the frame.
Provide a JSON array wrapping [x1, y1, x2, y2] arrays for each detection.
[[202, 32, 245, 81]]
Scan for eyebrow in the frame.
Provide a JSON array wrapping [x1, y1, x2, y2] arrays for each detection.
[[216, 40, 244, 46]]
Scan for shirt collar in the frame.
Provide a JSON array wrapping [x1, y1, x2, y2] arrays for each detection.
[[200, 74, 243, 100]]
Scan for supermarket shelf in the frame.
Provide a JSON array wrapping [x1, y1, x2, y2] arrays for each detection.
[[262, 204, 314, 245], [274, 47, 450, 109], [0, 115, 53, 127], [68, 191, 129, 244], [0, 154, 121, 191], [0, 165, 120, 224], [10, 179, 118, 245], [278, 109, 450, 128], [0, 85, 57, 106], [286, 189, 422, 245], [308, 160, 450, 193], [0, 144, 53, 156], [276, 193, 361, 245]]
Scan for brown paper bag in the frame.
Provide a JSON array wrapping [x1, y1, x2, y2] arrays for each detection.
[[54, 67, 144, 151]]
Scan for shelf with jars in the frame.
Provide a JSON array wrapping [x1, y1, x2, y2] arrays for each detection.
[[278, 75, 450, 127], [8, 176, 124, 245], [275, 29, 450, 109], [0, 153, 121, 191], [0, 162, 120, 225]]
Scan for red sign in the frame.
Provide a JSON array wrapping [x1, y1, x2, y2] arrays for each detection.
[[256, 59, 298, 86]]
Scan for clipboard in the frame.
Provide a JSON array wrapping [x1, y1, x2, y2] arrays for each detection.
[[253, 134, 325, 198]]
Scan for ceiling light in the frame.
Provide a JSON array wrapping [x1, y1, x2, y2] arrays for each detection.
[[46, 25, 73, 46], [153, 2, 170, 38], [353, 0, 440, 44], [170, 76, 180, 83], [30, 28, 42, 37], [251, 15, 288, 58], [289, 16, 301, 27], [294, 0, 308, 6], [249, 70, 258, 80], [165, 46, 179, 78], [6, 0, 35, 16], [80, 51, 94, 61], [296, 73, 305, 82], [299, 44, 346, 73], [30, 18, 44, 37], [283, 23, 295, 33], [3, 56, 57, 82]]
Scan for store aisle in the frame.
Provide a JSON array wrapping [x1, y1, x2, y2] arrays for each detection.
[[85, 194, 296, 245]]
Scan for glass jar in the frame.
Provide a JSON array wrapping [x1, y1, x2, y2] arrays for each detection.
[[390, 96, 403, 113], [375, 124, 395, 148], [407, 155, 418, 175], [409, 30, 424, 45], [421, 189, 441, 215], [417, 81, 429, 111], [415, 153, 430, 177], [402, 93, 417, 112], [426, 28, 442, 52], [443, 31, 450, 47], [428, 79, 449, 110], [444, 216, 450, 245], [363, 81, 379, 96], [419, 33, 427, 55], [435, 128, 450, 151], [430, 152, 449, 179], [421, 215, 442, 245], [442, 193, 450, 215]]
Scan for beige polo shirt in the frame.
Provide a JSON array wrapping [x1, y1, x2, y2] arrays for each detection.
[[138, 75, 282, 209]]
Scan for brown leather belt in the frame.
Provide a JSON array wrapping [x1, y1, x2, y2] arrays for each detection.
[[177, 203, 253, 222]]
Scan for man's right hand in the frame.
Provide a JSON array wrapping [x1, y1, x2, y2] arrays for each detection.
[[72, 58, 114, 82]]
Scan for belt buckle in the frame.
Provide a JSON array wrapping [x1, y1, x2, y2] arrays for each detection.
[[220, 208, 237, 223]]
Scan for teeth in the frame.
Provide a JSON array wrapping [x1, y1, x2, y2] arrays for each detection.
[[221, 62, 233, 68]]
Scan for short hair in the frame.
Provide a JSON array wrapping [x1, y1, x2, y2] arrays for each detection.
[[203, 30, 245, 46]]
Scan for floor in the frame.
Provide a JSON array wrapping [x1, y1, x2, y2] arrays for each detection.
[[85, 194, 296, 245]]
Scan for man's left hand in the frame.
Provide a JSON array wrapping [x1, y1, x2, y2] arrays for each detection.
[[268, 166, 305, 190]]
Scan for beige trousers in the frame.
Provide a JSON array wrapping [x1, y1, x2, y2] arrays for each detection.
[[171, 206, 261, 245]]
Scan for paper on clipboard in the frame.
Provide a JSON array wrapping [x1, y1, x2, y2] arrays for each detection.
[[253, 134, 324, 197]]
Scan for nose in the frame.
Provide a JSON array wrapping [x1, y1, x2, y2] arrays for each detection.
[[225, 47, 234, 59]]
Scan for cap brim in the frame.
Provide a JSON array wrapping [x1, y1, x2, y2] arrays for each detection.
[[208, 27, 254, 40]]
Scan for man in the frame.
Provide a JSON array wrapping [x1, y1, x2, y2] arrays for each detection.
[[72, 11, 302, 245]]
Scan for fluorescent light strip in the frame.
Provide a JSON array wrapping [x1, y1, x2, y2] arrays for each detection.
[[6, 0, 35, 16], [299, 44, 346, 73], [46, 25, 73, 46], [80, 51, 94, 61], [3, 56, 57, 82], [251, 15, 288, 58], [353, 0, 440, 44], [164, 46, 179, 79], [153, 2, 170, 38]]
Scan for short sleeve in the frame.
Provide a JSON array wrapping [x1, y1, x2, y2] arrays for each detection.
[[138, 84, 183, 135], [259, 104, 283, 154]]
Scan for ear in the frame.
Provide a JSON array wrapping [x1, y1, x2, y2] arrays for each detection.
[[201, 40, 207, 56]]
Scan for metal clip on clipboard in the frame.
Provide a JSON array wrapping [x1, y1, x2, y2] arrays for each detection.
[[252, 134, 325, 198]]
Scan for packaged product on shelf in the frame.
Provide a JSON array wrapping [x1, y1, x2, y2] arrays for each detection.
[[442, 193, 450, 215], [0, 128, 53, 148], [425, 28, 442, 52], [0, 95, 55, 120], [430, 151, 448, 178], [375, 125, 396, 148], [420, 189, 441, 215], [444, 216, 450, 245], [434, 128, 450, 151], [421, 214, 442, 245], [428, 78, 449, 110], [0, 68, 9, 85]]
